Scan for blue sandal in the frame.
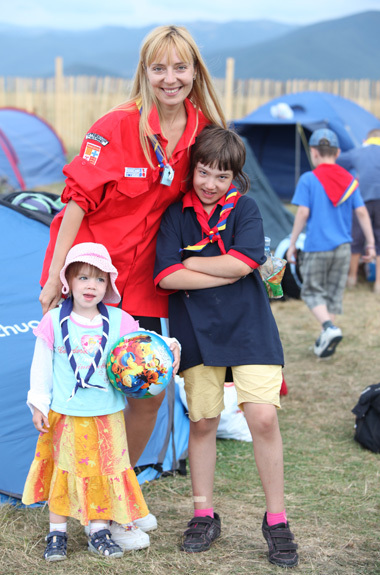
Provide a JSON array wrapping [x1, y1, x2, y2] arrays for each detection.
[[88, 528, 123, 558]]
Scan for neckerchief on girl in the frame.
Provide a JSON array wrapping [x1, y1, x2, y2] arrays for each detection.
[[181, 186, 240, 254], [59, 297, 110, 400], [136, 100, 174, 186], [313, 164, 359, 207]]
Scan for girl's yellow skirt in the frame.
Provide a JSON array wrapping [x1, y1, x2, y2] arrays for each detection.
[[22, 410, 149, 525]]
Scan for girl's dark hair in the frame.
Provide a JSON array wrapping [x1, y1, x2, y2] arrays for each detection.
[[188, 125, 250, 194]]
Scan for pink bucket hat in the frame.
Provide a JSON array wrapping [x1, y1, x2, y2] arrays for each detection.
[[60, 242, 121, 304]]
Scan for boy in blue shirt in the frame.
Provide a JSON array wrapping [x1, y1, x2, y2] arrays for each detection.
[[154, 125, 298, 568], [287, 129, 376, 358]]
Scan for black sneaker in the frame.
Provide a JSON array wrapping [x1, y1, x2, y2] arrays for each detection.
[[44, 531, 67, 562], [88, 528, 123, 558], [181, 513, 221, 553], [262, 513, 298, 568]]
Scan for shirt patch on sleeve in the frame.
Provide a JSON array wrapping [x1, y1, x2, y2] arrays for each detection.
[[85, 132, 109, 146], [83, 142, 101, 165], [124, 167, 147, 178]]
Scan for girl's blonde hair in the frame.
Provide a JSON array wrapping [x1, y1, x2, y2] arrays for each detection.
[[114, 25, 227, 166]]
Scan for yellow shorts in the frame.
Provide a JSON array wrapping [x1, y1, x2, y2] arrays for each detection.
[[182, 364, 282, 422]]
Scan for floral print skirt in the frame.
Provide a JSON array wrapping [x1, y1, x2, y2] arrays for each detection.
[[22, 410, 149, 525]]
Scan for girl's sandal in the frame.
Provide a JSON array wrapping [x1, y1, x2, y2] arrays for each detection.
[[88, 529, 124, 558]]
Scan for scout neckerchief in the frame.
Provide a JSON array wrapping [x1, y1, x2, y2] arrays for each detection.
[[364, 137, 380, 146], [181, 186, 240, 255], [136, 100, 174, 186], [313, 164, 359, 207], [59, 297, 109, 400]]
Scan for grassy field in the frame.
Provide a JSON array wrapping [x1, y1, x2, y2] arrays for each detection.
[[1, 280, 380, 575]]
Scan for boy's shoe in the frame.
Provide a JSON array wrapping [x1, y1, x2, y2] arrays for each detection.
[[181, 513, 221, 553], [43, 531, 67, 562], [262, 513, 298, 568], [88, 528, 123, 558], [314, 326, 342, 358], [134, 512, 158, 532], [108, 521, 150, 551]]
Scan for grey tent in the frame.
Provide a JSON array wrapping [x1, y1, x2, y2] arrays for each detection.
[[241, 136, 294, 249]]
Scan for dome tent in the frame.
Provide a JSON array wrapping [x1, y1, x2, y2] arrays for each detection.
[[0, 107, 66, 191], [235, 91, 380, 200]]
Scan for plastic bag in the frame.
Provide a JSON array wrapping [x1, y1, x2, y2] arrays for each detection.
[[259, 254, 287, 299]]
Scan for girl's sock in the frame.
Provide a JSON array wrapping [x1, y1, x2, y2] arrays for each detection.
[[194, 508, 214, 518], [89, 520, 109, 535], [49, 521, 67, 533], [266, 510, 287, 526]]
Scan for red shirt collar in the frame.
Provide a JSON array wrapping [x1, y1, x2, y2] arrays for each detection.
[[182, 186, 233, 220], [148, 99, 203, 157]]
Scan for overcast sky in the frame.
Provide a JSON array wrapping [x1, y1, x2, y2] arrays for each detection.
[[1, 0, 380, 29]]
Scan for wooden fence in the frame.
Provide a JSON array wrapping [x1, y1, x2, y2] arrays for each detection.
[[1, 57, 380, 152]]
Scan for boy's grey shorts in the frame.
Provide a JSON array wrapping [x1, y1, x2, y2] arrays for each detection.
[[299, 243, 351, 314]]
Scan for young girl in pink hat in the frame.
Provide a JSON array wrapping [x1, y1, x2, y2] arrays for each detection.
[[22, 242, 180, 562]]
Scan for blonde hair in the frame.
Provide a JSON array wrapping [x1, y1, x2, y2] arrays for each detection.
[[114, 25, 227, 166]]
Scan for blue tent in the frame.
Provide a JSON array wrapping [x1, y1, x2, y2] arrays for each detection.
[[0, 108, 66, 191], [0, 196, 189, 501], [235, 91, 380, 200]]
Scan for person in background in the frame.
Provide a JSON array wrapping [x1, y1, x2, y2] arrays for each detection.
[[154, 125, 298, 568], [337, 128, 380, 294], [287, 128, 376, 358], [37, 25, 226, 544]]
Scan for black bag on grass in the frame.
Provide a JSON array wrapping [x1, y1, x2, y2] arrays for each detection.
[[352, 383, 380, 453]]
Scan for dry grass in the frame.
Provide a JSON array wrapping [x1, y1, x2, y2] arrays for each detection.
[[1, 281, 380, 575]]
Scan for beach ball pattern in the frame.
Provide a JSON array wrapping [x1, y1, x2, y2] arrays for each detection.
[[107, 331, 173, 398]]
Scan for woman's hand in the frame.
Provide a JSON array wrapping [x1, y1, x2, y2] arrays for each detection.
[[39, 276, 62, 315], [32, 408, 50, 434], [169, 341, 181, 376]]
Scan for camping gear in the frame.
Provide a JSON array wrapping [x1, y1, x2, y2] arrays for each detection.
[[0, 195, 189, 501], [107, 331, 173, 398], [235, 91, 380, 200], [0, 107, 67, 191], [352, 383, 380, 453]]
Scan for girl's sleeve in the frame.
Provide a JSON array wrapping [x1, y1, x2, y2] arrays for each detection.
[[27, 336, 53, 417], [33, 311, 54, 350], [227, 197, 266, 266], [120, 309, 140, 336]]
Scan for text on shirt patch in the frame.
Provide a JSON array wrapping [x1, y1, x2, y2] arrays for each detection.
[[83, 142, 101, 165], [125, 167, 147, 178], [85, 132, 109, 146]]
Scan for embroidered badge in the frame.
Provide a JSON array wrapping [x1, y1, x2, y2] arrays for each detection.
[[83, 142, 101, 165], [124, 167, 147, 178], [85, 132, 109, 146]]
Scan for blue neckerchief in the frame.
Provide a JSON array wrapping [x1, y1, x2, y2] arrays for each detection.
[[59, 297, 110, 400]]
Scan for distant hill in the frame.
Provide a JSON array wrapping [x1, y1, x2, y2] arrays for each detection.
[[210, 11, 380, 79], [0, 12, 379, 79], [0, 20, 296, 78]]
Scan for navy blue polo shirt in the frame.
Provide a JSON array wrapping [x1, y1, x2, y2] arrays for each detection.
[[154, 193, 284, 371]]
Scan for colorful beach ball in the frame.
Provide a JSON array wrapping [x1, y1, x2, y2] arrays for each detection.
[[106, 331, 173, 398]]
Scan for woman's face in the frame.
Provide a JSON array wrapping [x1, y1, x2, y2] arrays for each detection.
[[145, 47, 195, 110]]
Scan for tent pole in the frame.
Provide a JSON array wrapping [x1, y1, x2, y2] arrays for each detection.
[[295, 123, 301, 188]]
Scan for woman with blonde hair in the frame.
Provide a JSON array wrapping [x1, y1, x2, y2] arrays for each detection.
[[38, 24, 226, 550]]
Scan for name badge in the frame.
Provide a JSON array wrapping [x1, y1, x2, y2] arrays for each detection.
[[161, 164, 175, 186]]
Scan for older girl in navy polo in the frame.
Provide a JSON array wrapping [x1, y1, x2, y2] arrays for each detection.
[[154, 125, 298, 568]]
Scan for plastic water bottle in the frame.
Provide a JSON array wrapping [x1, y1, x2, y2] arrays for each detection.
[[264, 236, 271, 259]]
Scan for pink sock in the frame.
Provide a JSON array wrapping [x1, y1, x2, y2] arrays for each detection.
[[194, 508, 214, 518], [266, 510, 287, 526]]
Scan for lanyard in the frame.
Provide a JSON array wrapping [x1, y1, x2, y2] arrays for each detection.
[[136, 101, 175, 186]]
